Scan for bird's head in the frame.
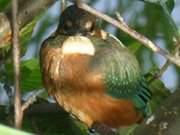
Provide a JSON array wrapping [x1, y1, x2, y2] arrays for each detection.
[[56, 5, 97, 36]]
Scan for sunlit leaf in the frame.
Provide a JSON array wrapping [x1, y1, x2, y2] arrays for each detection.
[[128, 42, 142, 53], [0, 124, 32, 135]]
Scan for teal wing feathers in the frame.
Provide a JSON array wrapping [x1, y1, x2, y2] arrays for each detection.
[[90, 34, 152, 115]]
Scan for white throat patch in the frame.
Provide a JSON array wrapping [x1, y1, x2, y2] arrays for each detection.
[[62, 36, 95, 55]]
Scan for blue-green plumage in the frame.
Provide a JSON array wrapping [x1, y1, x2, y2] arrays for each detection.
[[89, 34, 152, 116]]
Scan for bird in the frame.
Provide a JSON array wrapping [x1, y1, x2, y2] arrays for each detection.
[[40, 4, 152, 133]]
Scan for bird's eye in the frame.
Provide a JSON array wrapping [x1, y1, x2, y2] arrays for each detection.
[[84, 21, 93, 31], [66, 21, 73, 27], [64, 20, 73, 30]]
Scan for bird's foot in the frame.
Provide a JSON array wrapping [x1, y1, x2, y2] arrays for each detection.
[[89, 122, 119, 135]]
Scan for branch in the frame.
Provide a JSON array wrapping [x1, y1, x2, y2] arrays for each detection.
[[149, 3, 180, 82], [61, 0, 66, 12], [25, 102, 65, 115], [76, 3, 180, 67], [149, 42, 179, 82], [22, 89, 45, 112], [132, 89, 180, 135], [149, 60, 171, 83], [0, 0, 56, 48], [12, 0, 23, 129]]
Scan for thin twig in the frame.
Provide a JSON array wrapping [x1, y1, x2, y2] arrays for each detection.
[[61, 0, 66, 12], [12, 0, 23, 129], [22, 89, 45, 112], [157, 60, 171, 77], [115, 12, 127, 26], [149, 3, 180, 81], [76, 3, 180, 67], [175, 45, 180, 58], [149, 60, 171, 83]]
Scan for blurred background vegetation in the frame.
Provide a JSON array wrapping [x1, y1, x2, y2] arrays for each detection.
[[0, 0, 179, 135]]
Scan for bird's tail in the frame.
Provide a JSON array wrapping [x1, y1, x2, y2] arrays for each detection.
[[132, 78, 152, 117]]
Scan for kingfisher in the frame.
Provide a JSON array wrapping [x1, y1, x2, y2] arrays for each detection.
[[40, 4, 151, 133]]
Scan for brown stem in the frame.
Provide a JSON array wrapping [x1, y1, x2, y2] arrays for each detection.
[[149, 60, 171, 83], [61, 0, 66, 12], [12, 0, 23, 129]]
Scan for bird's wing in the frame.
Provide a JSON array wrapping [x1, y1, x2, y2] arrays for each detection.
[[90, 34, 151, 115], [39, 35, 65, 95]]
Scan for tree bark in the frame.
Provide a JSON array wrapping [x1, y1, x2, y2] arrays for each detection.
[[133, 89, 180, 135]]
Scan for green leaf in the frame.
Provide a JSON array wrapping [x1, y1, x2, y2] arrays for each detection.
[[149, 79, 171, 112], [0, 0, 10, 11], [165, 0, 175, 13], [140, 0, 167, 4], [128, 42, 142, 53], [5, 58, 43, 92], [20, 16, 42, 48], [144, 68, 171, 112], [0, 124, 33, 135], [118, 124, 138, 135], [140, 0, 175, 13]]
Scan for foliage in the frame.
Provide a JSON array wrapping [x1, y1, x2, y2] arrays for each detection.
[[0, 0, 10, 11], [23, 110, 86, 135], [5, 58, 43, 92], [141, 0, 175, 12], [0, 124, 32, 135]]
